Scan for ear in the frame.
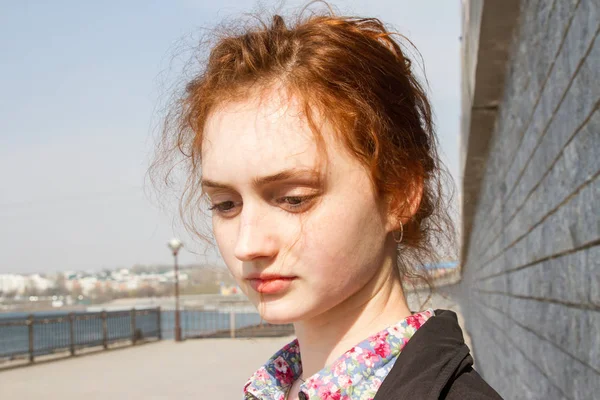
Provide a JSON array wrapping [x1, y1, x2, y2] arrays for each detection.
[[385, 176, 423, 233]]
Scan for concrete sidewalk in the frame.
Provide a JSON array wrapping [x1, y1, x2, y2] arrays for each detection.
[[0, 336, 292, 400]]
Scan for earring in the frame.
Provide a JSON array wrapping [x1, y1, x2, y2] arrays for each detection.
[[393, 221, 403, 244]]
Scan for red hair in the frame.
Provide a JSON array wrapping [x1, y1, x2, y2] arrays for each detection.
[[151, 6, 455, 288]]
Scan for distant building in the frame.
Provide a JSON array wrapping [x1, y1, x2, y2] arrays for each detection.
[[0, 274, 27, 294], [0, 273, 53, 295]]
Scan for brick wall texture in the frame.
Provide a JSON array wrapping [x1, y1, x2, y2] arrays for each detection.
[[458, 1, 599, 399]]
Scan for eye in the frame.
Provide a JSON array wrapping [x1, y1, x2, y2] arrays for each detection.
[[208, 201, 239, 215], [284, 197, 303, 205], [276, 195, 317, 212]]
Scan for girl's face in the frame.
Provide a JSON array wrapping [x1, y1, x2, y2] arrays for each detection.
[[201, 91, 396, 323]]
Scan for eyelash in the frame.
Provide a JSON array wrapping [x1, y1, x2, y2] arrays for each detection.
[[208, 201, 237, 213], [276, 196, 315, 209], [208, 195, 317, 215]]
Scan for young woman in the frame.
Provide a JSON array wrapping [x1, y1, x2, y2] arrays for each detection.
[[154, 7, 503, 400]]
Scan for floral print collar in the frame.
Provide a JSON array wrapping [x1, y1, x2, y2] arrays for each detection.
[[244, 309, 435, 400]]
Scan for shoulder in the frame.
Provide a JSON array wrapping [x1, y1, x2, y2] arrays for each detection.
[[441, 365, 503, 400], [373, 309, 504, 400]]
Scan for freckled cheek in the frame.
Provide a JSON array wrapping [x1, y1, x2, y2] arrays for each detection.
[[297, 225, 347, 272], [300, 231, 375, 296], [298, 207, 378, 280]]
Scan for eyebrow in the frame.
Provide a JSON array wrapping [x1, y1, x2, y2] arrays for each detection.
[[201, 168, 321, 190]]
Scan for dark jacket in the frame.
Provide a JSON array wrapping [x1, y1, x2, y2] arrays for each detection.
[[373, 309, 503, 400]]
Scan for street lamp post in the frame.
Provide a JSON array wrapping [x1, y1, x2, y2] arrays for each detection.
[[167, 238, 183, 342]]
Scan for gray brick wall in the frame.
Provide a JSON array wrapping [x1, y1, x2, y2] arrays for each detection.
[[458, 1, 600, 399]]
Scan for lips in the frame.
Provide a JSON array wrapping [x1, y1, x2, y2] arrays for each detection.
[[246, 274, 296, 294]]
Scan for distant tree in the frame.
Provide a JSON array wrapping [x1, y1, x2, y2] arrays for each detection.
[[44, 273, 68, 296], [2, 290, 17, 299], [89, 285, 117, 304], [135, 285, 158, 297], [70, 284, 83, 299], [23, 283, 41, 297]]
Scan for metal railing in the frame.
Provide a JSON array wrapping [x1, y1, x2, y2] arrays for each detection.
[[0, 306, 294, 367], [0, 308, 161, 363], [161, 307, 294, 339]]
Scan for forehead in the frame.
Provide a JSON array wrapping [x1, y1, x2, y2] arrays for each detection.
[[201, 93, 324, 181]]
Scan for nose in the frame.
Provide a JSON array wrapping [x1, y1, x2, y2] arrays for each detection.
[[233, 207, 278, 262]]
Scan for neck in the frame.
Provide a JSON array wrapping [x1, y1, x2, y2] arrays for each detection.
[[293, 254, 411, 379]]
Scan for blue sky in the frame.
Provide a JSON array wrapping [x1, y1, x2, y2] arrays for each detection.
[[0, 0, 461, 274]]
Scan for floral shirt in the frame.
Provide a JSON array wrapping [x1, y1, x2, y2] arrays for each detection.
[[244, 309, 435, 400]]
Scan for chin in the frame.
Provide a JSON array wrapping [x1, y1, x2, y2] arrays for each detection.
[[251, 296, 306, 325]]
